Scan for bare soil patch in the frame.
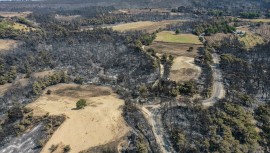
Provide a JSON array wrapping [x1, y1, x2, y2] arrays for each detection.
[[147, 42, 201, 57], [27, 84, 130, 153], [0, 39, 18, 52], [169, 56, 201, 82], [32, 70, 55, 79]]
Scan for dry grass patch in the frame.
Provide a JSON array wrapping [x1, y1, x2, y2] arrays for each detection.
[[0, 39, 17, 52], [155, 31, 202, 44], [27, 84, 130, 153], [237, 27, 265, 48], [116, 8, 171, 15], [0, 11, 31, 18], [205, 33, 234, 47], [0, 78, 29, 96], [32, 70, 56, 79], [111, 20, 185, 33], [169, 56, 201, 82], [241, 18, 270, 23]]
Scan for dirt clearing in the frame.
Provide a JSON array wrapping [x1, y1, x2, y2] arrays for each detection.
[[147, 42, 201, 57], [27, 84, 130, 153], [169, 56, 201, 82], [0, 39, 17, 52]]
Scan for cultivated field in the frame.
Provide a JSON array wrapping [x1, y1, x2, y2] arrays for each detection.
[[155, 31, 202, 44], [27, 84, 130, 153], [169, 56, 201, 82], [111, 20, 185, 33], [0, 39, 17, 51], [147, 42, 201, 57]]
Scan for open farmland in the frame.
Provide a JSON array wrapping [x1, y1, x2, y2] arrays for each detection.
[[27, 84, 130, 153], [155, 31, 202, 44], [111, 20, 185, 33]]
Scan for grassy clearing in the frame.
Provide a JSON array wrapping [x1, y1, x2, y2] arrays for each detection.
[[155, 31, 202, 44], [27, 84, 129, 153], [111, 20, 185, 33]]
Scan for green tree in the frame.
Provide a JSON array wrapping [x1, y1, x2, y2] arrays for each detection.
[[76, 99, 87, 109], [175, 29, 180, 35]]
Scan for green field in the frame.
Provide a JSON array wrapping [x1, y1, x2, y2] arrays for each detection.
[[155, 31, 202, 44]]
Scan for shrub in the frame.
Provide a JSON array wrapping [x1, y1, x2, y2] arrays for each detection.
[[46, 90, 52, 95], [49, 144, 58, 153], [175, 29, 180, 34], [76, 99, 87, 109], [63, 145, 71, 153]]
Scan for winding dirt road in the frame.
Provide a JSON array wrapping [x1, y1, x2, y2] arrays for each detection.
[[141, 52, 226, 153], [202, 53, 225, 107]]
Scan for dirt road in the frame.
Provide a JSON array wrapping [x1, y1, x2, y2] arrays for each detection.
[[202, 53, 226, 106]]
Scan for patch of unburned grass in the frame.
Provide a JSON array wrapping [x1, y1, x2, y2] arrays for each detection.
[[236, 27, 265, 48], [12, 23, 33, 32], [155, 31, 202, 44]]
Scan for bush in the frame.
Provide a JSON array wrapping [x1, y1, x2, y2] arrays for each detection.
[[49, 144, 58, 153], [46, 90, 52, 95], [175, 29, 180, 34], [76, 99, 87, 109], [63, 145, 71, 153]]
